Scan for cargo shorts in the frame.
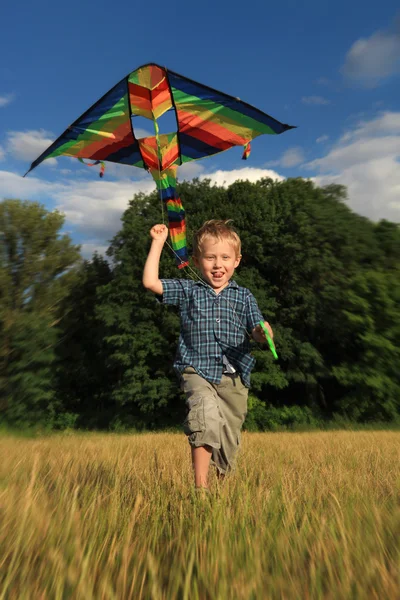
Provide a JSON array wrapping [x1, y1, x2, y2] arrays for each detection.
[[181, 367, 248, 474]]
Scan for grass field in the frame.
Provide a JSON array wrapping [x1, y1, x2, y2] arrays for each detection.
[[0, 431, 399, 599]]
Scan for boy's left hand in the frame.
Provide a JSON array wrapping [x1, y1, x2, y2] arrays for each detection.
[[252, 321, 274, 344]]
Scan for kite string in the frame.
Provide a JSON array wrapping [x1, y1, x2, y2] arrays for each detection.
[[153, 114, 193, 275], [152, 115, 196, 279], [152, 117, 166, 226]]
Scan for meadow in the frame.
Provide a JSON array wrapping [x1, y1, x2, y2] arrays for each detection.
[[0, 431, 399, 599]]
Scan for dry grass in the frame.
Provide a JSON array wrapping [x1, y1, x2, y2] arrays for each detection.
[[0, 431, 399, 599]]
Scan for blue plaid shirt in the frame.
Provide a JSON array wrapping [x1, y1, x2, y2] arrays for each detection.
[[160, 279, 264, 387]]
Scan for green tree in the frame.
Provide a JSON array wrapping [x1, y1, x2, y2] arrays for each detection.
[[0, 199, 81, 426], [95, 177, 400, 428], [331, 269, 400, 420], [96, 195, 181, 429], [55, 253, 114, 427]]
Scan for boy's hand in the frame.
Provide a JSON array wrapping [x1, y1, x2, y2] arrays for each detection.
[[252, 321, 274, 345], [150, 224, 168, 243]]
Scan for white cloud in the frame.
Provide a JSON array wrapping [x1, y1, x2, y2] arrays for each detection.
[[340, 111, 400, 141], [342, 29, 400, 87], [302, 96, 330, 105], [53, 178, 155, 236], [133, 127, 153, 139], [0, 169, 55, 198], [0, 145, 5, 161], [281, 147, 305, 167], [267, 147, 305, 168], [316, 135, 329, 143], [179, 162, 205, 179], [307, 111, 400, 222], [0, 169, 154, 236], [309, 137, 400, 170], [0, 165, 285, 254], [0, 93, 14, 108], [199, 167, 284, 187], [73, 166, 282, 257], [6, 130, 57, 165]]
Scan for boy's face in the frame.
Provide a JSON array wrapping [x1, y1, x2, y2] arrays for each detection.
[[193, 237, 241, 293]]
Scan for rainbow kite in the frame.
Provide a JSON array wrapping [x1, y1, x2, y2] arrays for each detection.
[[26, 63, 294, 268]]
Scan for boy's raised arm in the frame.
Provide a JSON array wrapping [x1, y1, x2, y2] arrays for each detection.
[[142, 224, 168, 295]]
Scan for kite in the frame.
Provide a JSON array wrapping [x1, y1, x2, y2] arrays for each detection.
[[26, 63, 294, 268]]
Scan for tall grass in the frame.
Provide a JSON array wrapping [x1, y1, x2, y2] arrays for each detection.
[[0, 431, 399, 599]]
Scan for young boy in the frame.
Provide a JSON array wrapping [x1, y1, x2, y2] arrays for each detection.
[[143, 220, 273, 489]]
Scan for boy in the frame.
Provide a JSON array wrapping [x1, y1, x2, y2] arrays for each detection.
[[143, 220, 273, 489]]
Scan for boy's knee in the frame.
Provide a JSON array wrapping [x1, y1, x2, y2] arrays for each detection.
[[184, 394, 223, 448]]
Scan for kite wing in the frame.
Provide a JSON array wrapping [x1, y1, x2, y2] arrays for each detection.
[[26, 64, 294, 267]]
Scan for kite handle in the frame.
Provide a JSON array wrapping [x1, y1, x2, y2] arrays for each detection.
[[259, 320, 278, 360]]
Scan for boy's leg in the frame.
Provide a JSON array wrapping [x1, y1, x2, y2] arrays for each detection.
[[191, 445, 212, 488], [181, 368, 223, 489], [211, 374, 248, 476]]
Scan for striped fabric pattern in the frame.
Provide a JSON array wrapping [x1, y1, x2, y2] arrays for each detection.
[[128, 65, 172, 120], [27, 63, 293, 267], [150, 166, 188, 268], [160, 279, 264, 387], [139, 133, 179, 172]]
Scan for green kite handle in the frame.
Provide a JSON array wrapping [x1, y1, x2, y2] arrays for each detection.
[[259, 321, 278, 360]]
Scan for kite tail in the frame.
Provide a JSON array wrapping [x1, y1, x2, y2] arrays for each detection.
[[242, 142, 251, 160], [166, 197, 189, 269], [78, 157, 105, 178], [151, 167, 189, 269]]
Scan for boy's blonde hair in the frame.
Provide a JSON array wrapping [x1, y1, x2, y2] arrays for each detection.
[[193, 220, 241, 258]]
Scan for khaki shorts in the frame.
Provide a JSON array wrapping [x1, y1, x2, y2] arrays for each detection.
[[181, 367, 248, 474]]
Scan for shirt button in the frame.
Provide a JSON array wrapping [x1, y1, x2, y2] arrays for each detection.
[[216, 318, 220, 323]]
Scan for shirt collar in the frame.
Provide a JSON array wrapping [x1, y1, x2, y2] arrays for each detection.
[[195, 279, 239, 292]]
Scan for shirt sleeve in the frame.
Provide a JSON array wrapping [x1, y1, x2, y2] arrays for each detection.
[[245, 292, 264, 331], [158, 279, 193, 306]]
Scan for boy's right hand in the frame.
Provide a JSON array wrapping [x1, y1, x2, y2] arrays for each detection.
[[150, 224, 168, 243]]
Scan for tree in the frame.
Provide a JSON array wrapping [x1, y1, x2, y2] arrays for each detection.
[[96, 194, 181, 429], [55, 253, 114, 427], [331, 269, 400, 420], [95, 177, 400, 427], [0, 199, 81, 426], [6, 179, 397, 430]]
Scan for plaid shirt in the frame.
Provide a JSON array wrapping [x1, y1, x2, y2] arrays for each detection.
[[160, 279, 264, 387]]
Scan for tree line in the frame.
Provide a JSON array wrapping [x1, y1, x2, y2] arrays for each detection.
[[1, 177, 399, 430]]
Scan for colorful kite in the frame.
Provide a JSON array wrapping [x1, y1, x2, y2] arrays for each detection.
[[26, 63, 294, 268]]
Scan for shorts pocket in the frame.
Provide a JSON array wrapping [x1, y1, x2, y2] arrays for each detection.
[[183, 396, 205, 435]]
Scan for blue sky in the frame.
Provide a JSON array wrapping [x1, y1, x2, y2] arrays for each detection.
[[1, 0, 399, 256]]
